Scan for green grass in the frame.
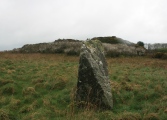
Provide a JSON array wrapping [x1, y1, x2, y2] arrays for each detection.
[[0, 53, 167, 120]]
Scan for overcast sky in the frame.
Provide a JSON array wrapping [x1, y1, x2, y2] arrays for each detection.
[[0, 0, 167, 51]]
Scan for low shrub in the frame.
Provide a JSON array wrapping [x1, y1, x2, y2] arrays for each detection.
[[106, 51, 134, 57], [152, 52, 167, 59], [137, 41, 144, 47], [155, 48, 167, 53], [106, 51, 120, 57], [92, 36, 121, 44], [66, 50, 80, 56], [54, 48, 64, 54]]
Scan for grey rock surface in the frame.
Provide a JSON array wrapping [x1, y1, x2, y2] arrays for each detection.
[[76, 40, 113, 110]]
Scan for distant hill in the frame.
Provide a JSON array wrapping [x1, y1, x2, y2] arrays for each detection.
[[12, 36, 146, 56]]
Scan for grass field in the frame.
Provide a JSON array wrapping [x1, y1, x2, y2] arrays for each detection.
[[0, 53, 167, 120]]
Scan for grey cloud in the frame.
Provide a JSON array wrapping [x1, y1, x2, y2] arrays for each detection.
[[0, 0, 167, 51]]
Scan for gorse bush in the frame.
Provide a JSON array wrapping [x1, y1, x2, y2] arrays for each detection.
[[91, 36, 122, 44], [137, 41, 144, 47], [152, 52, 167, 59]]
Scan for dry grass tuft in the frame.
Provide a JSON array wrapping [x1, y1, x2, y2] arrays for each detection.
[[71, 110, 98, 120], [22, 112, 40, 120], [22, 87, 36, 96], [164, 108, 167, 113], [44, 77, 67, 90], [143, 113, 159, 120], [43, 98, 50, 106], [1, 85, 15, 95], [54, 109, 66, 117], [121, 81, 134, 91], [10, 97, 21, 106], [0, 80, 14, 86], [34, 83, 45, 90], [0, 68, 6, 72], [161, 96, 167, 102], [19, 101, 38, 114], [0, 108, 16, 120], [32, 79, 44, 84], [118, 112, 142, 120], [20, 105, 34, 113], [7, 70, 16, 74], [0, 109, 9, 120], [0, 96, 7, 105], [154, 85, 163, 92]]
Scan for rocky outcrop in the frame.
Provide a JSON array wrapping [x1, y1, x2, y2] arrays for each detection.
[[76, 40, 113, 110]]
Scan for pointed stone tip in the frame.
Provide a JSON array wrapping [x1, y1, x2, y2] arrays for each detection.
[[83, 40, 104, 53]]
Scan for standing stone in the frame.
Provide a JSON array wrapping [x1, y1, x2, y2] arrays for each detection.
[[76, 40, 113, 110]]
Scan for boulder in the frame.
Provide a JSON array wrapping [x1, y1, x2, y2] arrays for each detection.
[[76, 40, 113, 110]]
